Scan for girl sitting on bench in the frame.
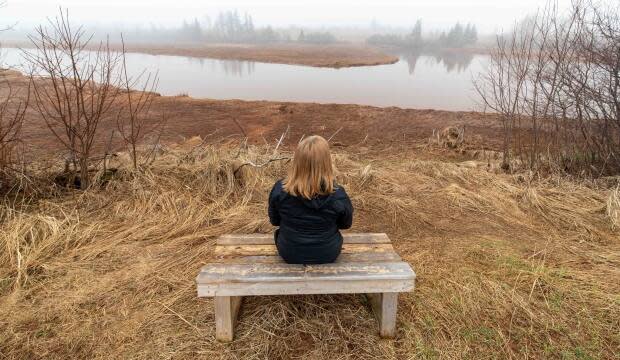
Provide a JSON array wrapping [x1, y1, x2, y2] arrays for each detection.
[[268, 135, 354, 264]]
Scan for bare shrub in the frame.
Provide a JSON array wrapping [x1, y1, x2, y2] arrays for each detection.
[[0, 74, 29, 186], [439, 126, 464, 149], [475, 0, 620, 176], [607, 185, 620, 230], [428, 126, 465, 149], [23, 9, 122, 189], [1, 143, 618, 358], [115, 36, 166, 170], [0, 2, 29, 189]]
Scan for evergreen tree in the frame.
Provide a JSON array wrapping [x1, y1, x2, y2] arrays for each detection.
[[446, 22, 464, 47], [409, 19, 423, 48], [463, 23, 478, 45]]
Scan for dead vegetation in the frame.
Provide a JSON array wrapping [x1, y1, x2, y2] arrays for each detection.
[[23, 9, 124, 189], [0, 68, 29, 186], [0, 139, 618, 359], [429, 126, 465, 149], [476, 0, 620, 176]]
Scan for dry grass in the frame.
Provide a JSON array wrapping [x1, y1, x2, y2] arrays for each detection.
[[6, 41, 399, 69], [0, 140, 618, 359]]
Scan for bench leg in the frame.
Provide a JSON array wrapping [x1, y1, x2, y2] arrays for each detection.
[[367, 292, 398, 338], [214, 296, 243, 342]]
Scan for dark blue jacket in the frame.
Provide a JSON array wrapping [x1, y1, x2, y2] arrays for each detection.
[[268, 180, 353, 264]]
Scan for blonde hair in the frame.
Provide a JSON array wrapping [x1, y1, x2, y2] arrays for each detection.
[[283, 135, 335, 199]]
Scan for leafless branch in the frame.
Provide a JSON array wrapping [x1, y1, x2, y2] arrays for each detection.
[[474, 0, 620, 175], [23, 8, 122, 188], [327, 127, 343, 142], [116, 34, 163, 170]]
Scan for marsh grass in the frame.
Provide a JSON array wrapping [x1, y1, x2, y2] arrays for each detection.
[[0, 140, 618, 359]]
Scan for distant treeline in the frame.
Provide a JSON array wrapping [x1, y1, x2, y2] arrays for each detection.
[[296, 30, 337, 45], [137, 10, 339, 44], [367, 21, 478, 49]]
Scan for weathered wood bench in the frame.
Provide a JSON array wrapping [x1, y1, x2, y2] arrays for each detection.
[[196, 233, 415, 342]]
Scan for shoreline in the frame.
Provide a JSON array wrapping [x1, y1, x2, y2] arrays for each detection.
[[4, 41, 400, 69], [2, 68, 501, 154]]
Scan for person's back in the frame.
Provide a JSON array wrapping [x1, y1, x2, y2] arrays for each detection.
[[268, 135, 353, 264]]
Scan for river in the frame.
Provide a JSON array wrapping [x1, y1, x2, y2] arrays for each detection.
[[2, 47, 488, 111]]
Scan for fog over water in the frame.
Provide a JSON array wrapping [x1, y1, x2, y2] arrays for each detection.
[[4, 0, 576, 33], [0, 0, 602, 110], [2, 47, 487, 111]]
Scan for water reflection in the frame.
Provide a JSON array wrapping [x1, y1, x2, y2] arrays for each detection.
[[1, 47, 488, 110], [399, 51, 474, 75], [432, 52, 474, 73], [173, 49, 474, 79], [187, 50, 474, 79], [219, 60, 255, 77], [401, 51, 421, 75], [187, 57, 256, 76]]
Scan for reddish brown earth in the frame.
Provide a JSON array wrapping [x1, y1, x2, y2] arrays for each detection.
[[148, 96, 501, 148], [2, 70, 501, 157]]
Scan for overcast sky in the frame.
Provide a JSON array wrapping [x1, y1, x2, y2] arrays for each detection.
[[4, 0, 578, 32]]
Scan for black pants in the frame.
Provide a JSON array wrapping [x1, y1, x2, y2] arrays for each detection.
[[274, 229, 342, 265]]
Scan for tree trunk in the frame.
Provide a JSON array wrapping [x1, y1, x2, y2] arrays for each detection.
[[132, 142, 137, 170], [79, 157, 89, 190]]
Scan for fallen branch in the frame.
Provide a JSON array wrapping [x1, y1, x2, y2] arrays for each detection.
[[232, 118, 247, 138], [234, 137, 248, 159], [188, 129, 221, 154], [273, 125, 290, 155], [327, 127, 343, 142], [234, 127, 292, 176], [233, 156, 291, 176], [157, 301, 202, 333]]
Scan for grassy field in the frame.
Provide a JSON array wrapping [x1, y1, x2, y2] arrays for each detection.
[[1, 138, 618, 359]]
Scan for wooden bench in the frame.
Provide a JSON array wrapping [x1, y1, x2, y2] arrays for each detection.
[[196, 233, 415, 342]]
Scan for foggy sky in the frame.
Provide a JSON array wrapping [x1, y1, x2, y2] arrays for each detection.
[[4, 0, 578, 33]]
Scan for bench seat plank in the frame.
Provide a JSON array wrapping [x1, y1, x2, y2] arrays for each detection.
[[217, 233, 391, 245], [196, 262, 415, 296], [197, 233, 416, 340], [199, 262, 414, 282], [214, 243, 395, 257], [198, 278, 413, 297], [214, 252, 402, 264]]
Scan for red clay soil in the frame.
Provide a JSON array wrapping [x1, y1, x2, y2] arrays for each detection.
[[148, 96, 502, 148], [3, 70, 501, 156]]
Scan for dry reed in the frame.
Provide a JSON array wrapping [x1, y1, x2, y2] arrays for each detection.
[[0, 140, 618, 359]]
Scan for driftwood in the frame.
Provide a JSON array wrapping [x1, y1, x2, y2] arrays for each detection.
[[233, 126, 291, 175]]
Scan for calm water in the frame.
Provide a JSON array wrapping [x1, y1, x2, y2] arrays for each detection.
[[2, 48, 487, 111]]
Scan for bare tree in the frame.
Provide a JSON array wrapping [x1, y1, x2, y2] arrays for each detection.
[[23, 9, 121, 189], [0, 1, 29, 185], [0, 79, 29, 181], [0, 1, 16, 32], [116, 36, 165, 170], [569, 1, 620, 173], [475, 0, 620, 176], [474, 12, 540, 170]]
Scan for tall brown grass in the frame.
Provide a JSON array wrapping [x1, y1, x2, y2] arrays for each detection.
[[0, 140, 618, 359]]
